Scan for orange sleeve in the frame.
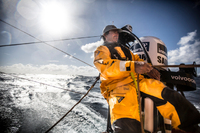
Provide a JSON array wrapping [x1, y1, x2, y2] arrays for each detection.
[[93, 45, 137, 80]]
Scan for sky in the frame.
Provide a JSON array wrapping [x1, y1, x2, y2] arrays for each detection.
[[0, 0, 200, 76]]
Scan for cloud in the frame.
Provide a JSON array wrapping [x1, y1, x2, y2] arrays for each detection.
[[0, 64, 99, 76], [168, 30, 200, 75], [81, 39, 103, 53], [90, 54, 94, 59], [168, 30, 200, 65], [177, 30, 197, 45], [48, 60, 59, 63]]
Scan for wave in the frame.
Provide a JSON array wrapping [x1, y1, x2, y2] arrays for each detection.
[[0, 73, 199, 133]]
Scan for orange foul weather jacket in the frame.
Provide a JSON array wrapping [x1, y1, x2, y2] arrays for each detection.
[[93, 42, 200, 132]]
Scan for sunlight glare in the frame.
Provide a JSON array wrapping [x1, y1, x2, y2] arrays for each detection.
[[40, 2, 71, 35]]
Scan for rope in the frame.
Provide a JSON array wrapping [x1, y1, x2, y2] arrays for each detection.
[[45, 75, 100, 133], [131, 72, 144, 133], [0, 35, 100, 47], [0, 19, 96, 69], [0, 71, 103, 99]]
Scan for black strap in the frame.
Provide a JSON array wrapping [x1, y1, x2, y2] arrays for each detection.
[[103, 42, 132, 61]]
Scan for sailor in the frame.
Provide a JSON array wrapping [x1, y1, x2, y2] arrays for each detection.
[[93, 25, 200, 133]]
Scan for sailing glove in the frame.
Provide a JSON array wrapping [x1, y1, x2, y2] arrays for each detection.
[[147, 68, 160, 80], [134, 61, 153, 74], [134, 61, 160, 80]]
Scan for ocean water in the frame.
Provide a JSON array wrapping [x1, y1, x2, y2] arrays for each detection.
[[0, 73, 199, 133]]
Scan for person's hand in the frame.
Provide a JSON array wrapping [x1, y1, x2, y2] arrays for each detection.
[[134, 61, 153, 74], [147, 68, 160, 80]]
